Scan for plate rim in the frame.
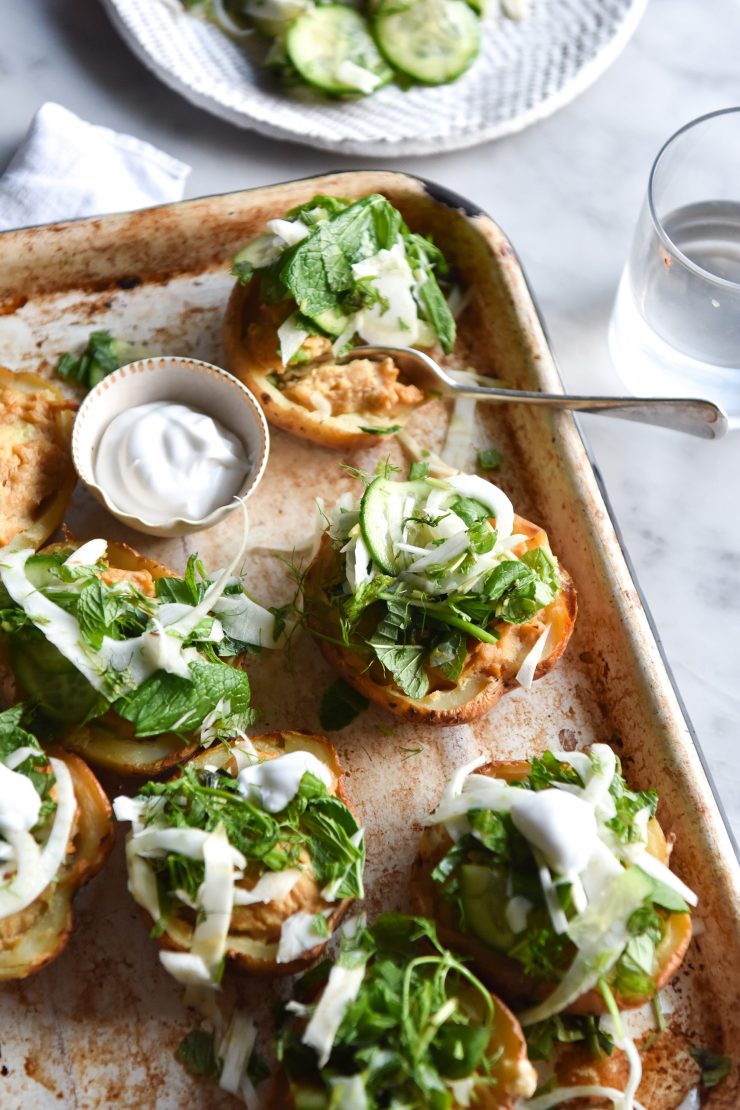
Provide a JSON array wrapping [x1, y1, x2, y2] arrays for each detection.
[[102, 0, 649, 156]]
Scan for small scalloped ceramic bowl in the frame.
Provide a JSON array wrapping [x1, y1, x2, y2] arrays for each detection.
[[72, 357, 269, 537]]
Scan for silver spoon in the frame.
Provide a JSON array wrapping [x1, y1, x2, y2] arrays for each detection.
[[339, 345, 729, 440]]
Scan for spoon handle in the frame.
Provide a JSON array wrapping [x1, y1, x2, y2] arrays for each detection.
[[451, 385, 728, 440]]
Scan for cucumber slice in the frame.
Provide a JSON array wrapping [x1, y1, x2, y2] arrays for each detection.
[[359, 476, 428, 574], [460, 863, 516, 952], [373, 0, 481, 86], [286, 7, 393, 97], [10, 629, 103, 726], [313, 305, 350, 337]]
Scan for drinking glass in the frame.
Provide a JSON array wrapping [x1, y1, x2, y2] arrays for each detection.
[[609, 108, 740, 423]]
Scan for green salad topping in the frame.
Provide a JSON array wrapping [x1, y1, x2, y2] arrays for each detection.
[[232, 193, 457, 360], [130, 755, 365, 934], [0, 545, 279, 745], [278, 913, 520, 1109], [429, 748, 691, 1005], [307, 464, 561, 700]]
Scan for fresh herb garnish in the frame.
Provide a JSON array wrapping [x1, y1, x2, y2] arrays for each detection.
[[477, 448, 503, 472], [278, 914, 499, 1108], [56, 329, 148, 392], [0, 545, 268, 745], [176, 1029, 222, 1081], [318, 678, 369, 731], [689, 1046, 731, 1088], [359, 424, 402, 435], [136, 758, 365, 914], [231, 193, 457, 355]]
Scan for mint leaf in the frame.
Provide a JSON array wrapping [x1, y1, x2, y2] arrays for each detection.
[[318, 679, 368, 732], [278, 194, 401, 326], [115, 660, 253, 737], [477, 448, 502, 472], [176, 1029, 222, 1080], [451, 496, 490, 526], [408, 461, 429, 480], [77, 579, 120, 650], [369, 603, 429, 700], [427, 629, 467, 682]]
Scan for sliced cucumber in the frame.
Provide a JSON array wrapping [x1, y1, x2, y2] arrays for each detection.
[[359, 476, 428, 574], [373, 0, 481, 86], [286, 7, 393, 97], [313, 305, 350, 337], [460, 863, 516, 952]]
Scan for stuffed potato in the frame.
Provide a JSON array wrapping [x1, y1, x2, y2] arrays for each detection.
[[273, 912, 537, 1109], [223, 193, 460, 450], [0, 366, 77, 550], [303, 468, 576, 724], [116, 731, 364, 984], [0, 537, 279, 775], [412, 745, 694, 1018], [0, 708, 113, 980]]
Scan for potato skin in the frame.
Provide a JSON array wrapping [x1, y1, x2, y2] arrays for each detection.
[[303, 515, 577, 725], [4, 539, 233, 777], [0, 366, 77, 551], [411, 759, 693, 1014], [134, 731, 359, 979], [223, 279, 422, 450], [0, 747, 113, 981]]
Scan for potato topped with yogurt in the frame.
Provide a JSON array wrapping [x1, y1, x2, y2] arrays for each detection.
[[223, 193, 460, 448], [0, 707, 113, 980], [413, 745, 696, 1108], [115, 731, 364, 984]]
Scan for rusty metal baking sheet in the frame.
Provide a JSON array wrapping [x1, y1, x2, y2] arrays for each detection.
[[0, 171, 737, 1108]]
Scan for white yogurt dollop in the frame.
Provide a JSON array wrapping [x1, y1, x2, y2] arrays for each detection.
[[95, 401, 249, 524], [0, 761, 42, 833]]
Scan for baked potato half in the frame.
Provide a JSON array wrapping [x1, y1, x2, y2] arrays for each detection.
[[303, 470, 576, 724], [224, 279, 426, 451], [273, 912, 537, 1109], [223, 192, 461, 451], [412, 745, 694, 1020], [0, 366, 77, 551], [116, 730, 364, 984], [0, 538, 277, 776], [0, 710, 113, 981]]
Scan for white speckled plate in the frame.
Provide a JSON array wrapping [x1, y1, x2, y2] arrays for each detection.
[[102, 0, 647, 156]]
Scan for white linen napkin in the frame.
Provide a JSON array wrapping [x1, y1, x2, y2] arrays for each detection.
[[0, 102, 191, 231]]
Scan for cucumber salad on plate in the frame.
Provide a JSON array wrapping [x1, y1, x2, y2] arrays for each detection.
[[176, 0, 522, 99]]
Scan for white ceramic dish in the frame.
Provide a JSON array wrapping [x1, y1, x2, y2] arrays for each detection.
[[71, 356, 269, 537], [103, 0, 647, 157]]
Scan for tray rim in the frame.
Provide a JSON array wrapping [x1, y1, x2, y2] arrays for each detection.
[[1, 170, 738, 1105]]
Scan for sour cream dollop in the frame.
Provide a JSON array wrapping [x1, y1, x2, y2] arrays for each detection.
[[95, 401, 249, 524]]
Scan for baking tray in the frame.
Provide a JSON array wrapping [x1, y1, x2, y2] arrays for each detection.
[[0, 171, 737, 1109]]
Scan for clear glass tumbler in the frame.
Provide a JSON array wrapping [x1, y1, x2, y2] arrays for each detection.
[[609, 108, 740, 422]]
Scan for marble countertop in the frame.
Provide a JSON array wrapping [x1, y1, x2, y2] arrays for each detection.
[[1, 0, 738, 840]]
